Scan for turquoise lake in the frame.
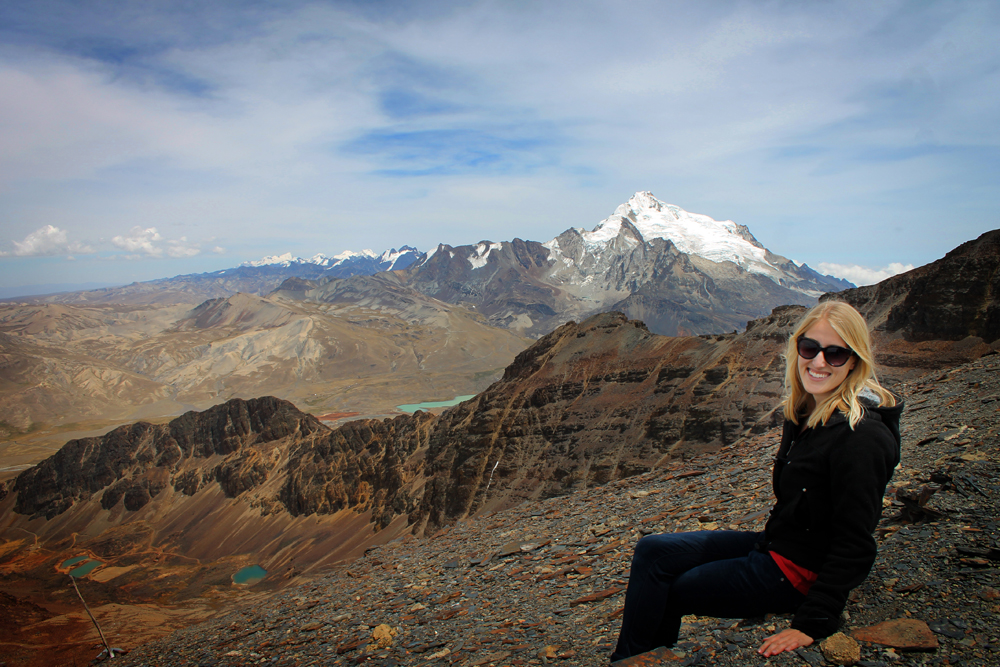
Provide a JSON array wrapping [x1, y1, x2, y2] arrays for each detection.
[[69, 559, 104, 578], [396, 395, 476, 413], [60, 555, 89, 569], [232, 565, 267, 585]]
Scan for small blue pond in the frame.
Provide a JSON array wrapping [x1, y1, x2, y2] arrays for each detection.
[[397, 395, 476, 413], [233, 565, 267, 585], [60, 555, 89, 569], [69, 559, 104, 578]]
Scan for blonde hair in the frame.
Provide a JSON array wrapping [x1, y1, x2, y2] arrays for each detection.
[[781, 301, 895, 429]]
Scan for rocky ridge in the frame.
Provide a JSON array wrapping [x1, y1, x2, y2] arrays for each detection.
[[0, 305, 810, 554], [109, 351, 1000, 667], [827, 229, 1000, 347], [390, 193, 848, 338]]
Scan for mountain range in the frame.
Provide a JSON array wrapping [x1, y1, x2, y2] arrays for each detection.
[[13, 246, 422, 306], [19, 193, 850, 337], [394, 192, 850, 337], [0, 229, 997, 666], [0, 192, 856, 446]]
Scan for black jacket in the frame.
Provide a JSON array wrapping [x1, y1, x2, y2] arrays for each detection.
[[761, 395, 903, 639]]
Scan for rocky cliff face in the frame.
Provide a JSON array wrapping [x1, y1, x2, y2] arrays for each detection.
[[394, 235, 824, 338], [822, 229, 1000, 368], [404, 308, 802, 533], [13, 397, 325, 521], [827, 229, 1000, 342]]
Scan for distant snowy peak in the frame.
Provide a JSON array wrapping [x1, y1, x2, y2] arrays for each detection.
[[468, 242, 503, 269], [241, 252, 303, 268], [549, 191, 777, 278], [241, 252, 339, 268], [379, 245, 421, 270], [242, 246, 419, 271], [332, 249, 378, 262]]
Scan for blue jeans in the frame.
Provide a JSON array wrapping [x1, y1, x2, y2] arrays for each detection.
[[611, 530, 805, 661]]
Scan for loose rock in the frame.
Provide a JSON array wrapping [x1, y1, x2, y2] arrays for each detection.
[[852, 619, 940, 651], [821, 632, 861, 665]]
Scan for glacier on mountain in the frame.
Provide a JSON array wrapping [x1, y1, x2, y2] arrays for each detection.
[[546, 192, 788, 285], [468, 243, 503, 270], [242, 247, 418, 271]]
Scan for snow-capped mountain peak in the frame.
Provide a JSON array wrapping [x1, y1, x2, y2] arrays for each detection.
[[379, 245, 420, 269], [562, 191, 776, 278], [241, 246, 420, 272], [241, 252, 301, 268], [333, 249, 377, 262]]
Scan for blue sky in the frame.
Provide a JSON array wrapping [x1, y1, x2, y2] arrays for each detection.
[[1, 0, 998, 294]]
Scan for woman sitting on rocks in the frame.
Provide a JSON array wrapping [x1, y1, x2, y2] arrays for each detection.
[[611, 301, 903, 661]]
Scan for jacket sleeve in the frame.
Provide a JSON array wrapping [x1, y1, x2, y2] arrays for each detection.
[[790, 419, 897, 639]]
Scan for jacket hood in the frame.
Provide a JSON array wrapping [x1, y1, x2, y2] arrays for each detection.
[[860, 389, 904, 468]]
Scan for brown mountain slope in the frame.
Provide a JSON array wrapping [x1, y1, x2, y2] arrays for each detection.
[[824, 228, 1000, 368], [827, 229, 1000, 341], [7, 222, 1000, 573]]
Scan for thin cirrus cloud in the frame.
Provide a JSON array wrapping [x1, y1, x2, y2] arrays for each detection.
[[343, 127, 558, 177]]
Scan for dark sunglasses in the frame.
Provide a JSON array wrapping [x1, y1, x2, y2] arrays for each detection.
[[796, 336, 854, 367]]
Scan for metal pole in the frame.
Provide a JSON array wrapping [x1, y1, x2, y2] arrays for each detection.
[[68, 574, 114, 658]]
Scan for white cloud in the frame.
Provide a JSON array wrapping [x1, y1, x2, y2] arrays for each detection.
[[212, 246, 226, 254], [5, 224, 94, 256], [816, 262, 916, 287], [112, 226, 163, 256], [167, 237, 201, 258], [109, 228, 203, 258]]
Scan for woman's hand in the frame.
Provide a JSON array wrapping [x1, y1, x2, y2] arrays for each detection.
[[757, 628, 813, 656]]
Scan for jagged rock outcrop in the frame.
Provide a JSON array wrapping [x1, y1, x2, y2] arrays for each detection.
[[819, 229, 1000, 369], [279, 411, 437, 529], [826, 229, 1000, 343], [13, 397, 325, 520]]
